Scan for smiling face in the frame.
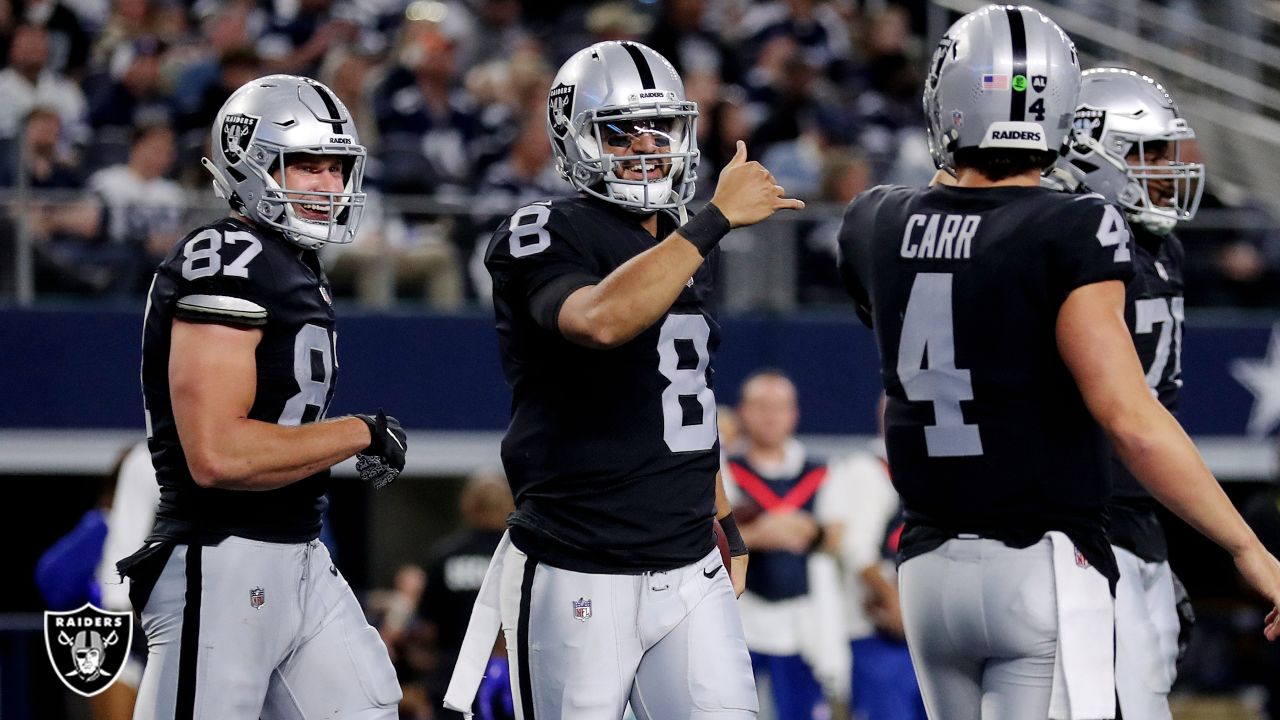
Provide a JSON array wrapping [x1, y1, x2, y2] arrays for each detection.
[[274, 153, 348, 223], [600, 117, 676, 181]]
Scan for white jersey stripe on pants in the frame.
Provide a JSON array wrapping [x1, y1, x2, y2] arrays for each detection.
[[1113, 546, 1179, 720], [498, 541, 758, 720]]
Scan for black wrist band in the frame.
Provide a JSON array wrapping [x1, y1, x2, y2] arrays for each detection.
[[719, 513, 749, 557], [355, 414, 381, 455], [679, 203, 731, 257]]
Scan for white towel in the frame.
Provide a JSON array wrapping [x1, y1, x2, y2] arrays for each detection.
[[1047, 531, 1116, 720], [443, 532, 511, 718]]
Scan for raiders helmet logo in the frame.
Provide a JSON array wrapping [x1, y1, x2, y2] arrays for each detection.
[[1072, 104, 1107, 152], [44, 604, 133, 697], [548, 83, 576, 138], [1031, 75, 1047, 93], [221, 113, 261, 165]]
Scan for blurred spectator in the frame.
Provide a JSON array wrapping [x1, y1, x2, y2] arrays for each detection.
[[87, 36, 174, 171], [797, 147, 871, 305], [849, 7, 928, 183], [21, 0, 92, 77], [453, 0, 530, 76], [0, 23, 88, 143], [466, 116, 568, 301], [695, 83, 753, 197], [172, 3, 261, 131], [257, 0, 361, 77], [372, 16, 482, 197], [828, 397, 927, 720], [584, 0, 651, 43], [36, 120, 185, 295], [417, 469, 515, 719], [1182, 188, 1280, 308], [646, 0, 733, 82], [88, 120, 182, 262], [724, 369, 849, 720], [741, 0, 852, 76], [324, 190, 464, 308], [0, 105, 81, 188], [90, 0, 168, 72], [760, 104, 859, 201], [175, 46, 262, 166]]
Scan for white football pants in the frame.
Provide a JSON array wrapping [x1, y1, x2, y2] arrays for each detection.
[[132, 538, 400, 720], [499, 542, 759, 719]]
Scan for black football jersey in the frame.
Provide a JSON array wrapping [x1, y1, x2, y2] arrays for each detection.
[[141, 217, 338, 544], [1107, 227, 1185, 562], [838, 184, 1134, 580], [485, 196, 721, 573]]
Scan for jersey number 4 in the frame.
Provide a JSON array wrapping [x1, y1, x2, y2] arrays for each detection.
[[898, 273, 983, 457]]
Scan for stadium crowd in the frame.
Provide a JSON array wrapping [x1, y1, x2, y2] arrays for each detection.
[[1, 0, 1276, 307]]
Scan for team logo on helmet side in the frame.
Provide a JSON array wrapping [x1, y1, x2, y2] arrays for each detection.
[[1032, 75, 1048, 93], [221, 113, 260, 165], [548, 83, 576, 139], [1072, 105, 1107, 151], [44, 604, 133, 697]]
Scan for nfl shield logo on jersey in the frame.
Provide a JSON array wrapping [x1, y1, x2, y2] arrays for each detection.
[[44, 604, 133, 697], [250, 586, 266, 609], [572, 597, 592, 622], [1074, 546, 1090, 569]]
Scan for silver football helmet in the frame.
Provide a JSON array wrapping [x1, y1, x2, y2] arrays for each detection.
[[1061, 68, 1204, 235], [202, 74, 367, 250], [547, 41, 698, 213], [924, 5, 1080, 173]]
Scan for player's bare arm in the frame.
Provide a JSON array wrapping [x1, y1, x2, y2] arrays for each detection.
[[169, 318, 371, 489], [714, 469, 749, 598], [1057, 280, 1280, 639], [557, 140, 804, 349]]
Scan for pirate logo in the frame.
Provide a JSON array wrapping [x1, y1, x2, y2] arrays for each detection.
[[1071, 104, 1107, 153], [221, 112, 261, 165], [548, 83, 576, 139], [44, 604, 133, 697]]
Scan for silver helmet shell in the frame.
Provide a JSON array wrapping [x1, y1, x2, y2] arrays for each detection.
[[547, 41, 698, 213], [1062, 68, 1204, 235], [924, 5, 1081, 173], [203, 74, 367, 250]]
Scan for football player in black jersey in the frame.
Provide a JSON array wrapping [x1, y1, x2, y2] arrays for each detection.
[[1055, 67, 1204, 720], [118, 75, 408, 720], [837, 6, 1280, 720], [443, 41, 803, 720]]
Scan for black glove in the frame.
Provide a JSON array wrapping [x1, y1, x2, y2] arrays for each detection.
[[353, 410, 407, 489]]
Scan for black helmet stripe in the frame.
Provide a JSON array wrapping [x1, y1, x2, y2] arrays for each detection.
[[622, 42, 656, 90], [1006, 7, 1027, 122], [310, 84, 344, 134]]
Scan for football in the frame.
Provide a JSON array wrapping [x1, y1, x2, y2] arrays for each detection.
[[713, 517, 731, 569]]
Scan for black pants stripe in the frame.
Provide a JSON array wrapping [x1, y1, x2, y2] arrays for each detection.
[[176, 545, 203, 720], [517, 557, 538, 720]]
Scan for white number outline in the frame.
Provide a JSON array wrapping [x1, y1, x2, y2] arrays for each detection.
[[658, 314, 717, 453], [897, 273, 983, 457], [508, 205, 552, 258], [1096, 203, 1132, 263], [279, 323, 335, 426], [180, 229, 263, 280], [1133, 296, 1184, 394]]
